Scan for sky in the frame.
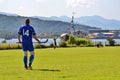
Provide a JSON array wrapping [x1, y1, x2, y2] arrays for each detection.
[[0, 0, 120, 20]]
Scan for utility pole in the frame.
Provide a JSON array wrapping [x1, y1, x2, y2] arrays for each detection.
[[71, 12, 75, 33]]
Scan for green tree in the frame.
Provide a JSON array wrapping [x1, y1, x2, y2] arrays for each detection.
[[67, 35, 76, 44], [1, 40, 6, 44], [107, 38, 115, 46]]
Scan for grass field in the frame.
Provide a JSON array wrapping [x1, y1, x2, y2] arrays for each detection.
[[0, 47, 120, 80]]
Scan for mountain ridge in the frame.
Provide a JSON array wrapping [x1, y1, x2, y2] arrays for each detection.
[[33, 15, 120, 30], [1, 12, 120, 28], [0, 13, 99, 38]]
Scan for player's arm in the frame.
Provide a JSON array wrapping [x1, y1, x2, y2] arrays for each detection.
[[32, 27, 41, 44], [17, 27, 22, 43], [33, 35, 41, 44], [17, 34, 22, 43]]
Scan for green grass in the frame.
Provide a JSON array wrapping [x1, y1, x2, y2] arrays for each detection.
[[0, 47, 120, 80]]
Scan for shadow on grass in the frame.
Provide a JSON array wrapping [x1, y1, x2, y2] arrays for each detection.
[[59, 75, 77, 78], [32, 68, 61, 72]]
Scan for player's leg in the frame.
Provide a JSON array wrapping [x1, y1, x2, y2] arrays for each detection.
[[23, 51, 28, 69], [29, 51, 34, 69], [22, 43, 28, 69], [54, 42, 57, 49], [27, 43, 34, 69]]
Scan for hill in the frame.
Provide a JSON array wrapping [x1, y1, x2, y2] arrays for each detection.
[[0, 13, 98, 38], [35, 15, 120, 30], [75, 15, 120, 30]]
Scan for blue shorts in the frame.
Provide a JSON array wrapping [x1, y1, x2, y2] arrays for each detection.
[[22, 43, 34, 51]]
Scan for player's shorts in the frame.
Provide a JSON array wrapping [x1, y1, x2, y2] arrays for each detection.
[[22, 43, 34, 51]]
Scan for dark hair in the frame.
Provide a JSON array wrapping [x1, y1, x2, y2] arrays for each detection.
[[25, 18, 30, 25]]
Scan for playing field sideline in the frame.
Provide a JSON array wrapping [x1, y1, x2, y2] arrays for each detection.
[[0, 47, 120, 80]]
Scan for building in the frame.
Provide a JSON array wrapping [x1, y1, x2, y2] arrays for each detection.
[[88, 29, 120, 39]]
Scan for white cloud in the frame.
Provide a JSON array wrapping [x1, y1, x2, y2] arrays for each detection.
[[18, 6, 24, 11], [0, 0, 3, 3], [17, 5, 35, 16], [17, 6, 27, 16], [67, 0, 98, 8], [35, 0, 45, 3]]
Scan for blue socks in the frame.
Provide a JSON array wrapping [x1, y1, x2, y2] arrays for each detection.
[[29, 55, 34, 67], [23, 55, 34, 68], [23, 56, 27, 68]]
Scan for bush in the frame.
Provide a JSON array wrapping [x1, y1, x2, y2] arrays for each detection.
[[1, 40, 6, 44], [49, 43, 54, 47], [34, 44, 48, 48], [67, 35, 76, 44], [10, 44, 22, 49], [0, 43, 50, 50], [0, 43, 9, 50], [115, 44, 120, 46], [59, 41, 67, 47], [0, 43, 22, 50], [107, 38, 115, 46], [75, 38, 92, 46], [96, 42, 103, 48]]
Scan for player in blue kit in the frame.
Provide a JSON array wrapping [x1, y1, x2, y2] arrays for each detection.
[[17, 18, 41, 70]]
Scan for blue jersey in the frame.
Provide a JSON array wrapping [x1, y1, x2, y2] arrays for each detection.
[[18, 25, 36, 44]]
